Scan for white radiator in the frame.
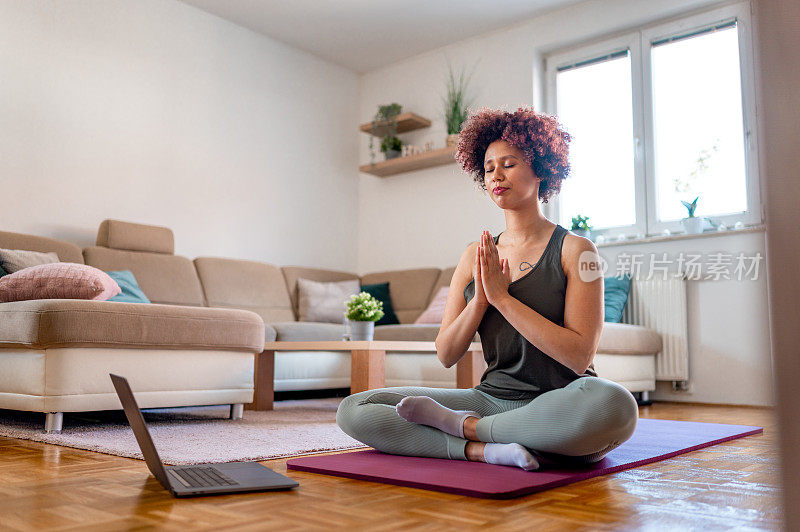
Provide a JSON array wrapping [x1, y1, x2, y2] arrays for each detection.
[[621, 275, 689, 382]]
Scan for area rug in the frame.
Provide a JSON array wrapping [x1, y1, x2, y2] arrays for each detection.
[[286, 419, 763, 499], [0, 398, 366, 465]]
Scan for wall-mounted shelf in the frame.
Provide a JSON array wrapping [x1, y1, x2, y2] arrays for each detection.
[[359, 112, 432, 136], [359, 145, 457, 177]]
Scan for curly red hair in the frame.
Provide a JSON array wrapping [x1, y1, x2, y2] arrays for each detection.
[[455, 106, 572, 203]]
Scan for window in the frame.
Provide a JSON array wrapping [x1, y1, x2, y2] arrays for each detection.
[[556, 50, 637, 230], [545, 2, 761, 239]]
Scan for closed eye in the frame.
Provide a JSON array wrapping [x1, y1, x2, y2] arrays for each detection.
[[485, 165, 514, 173]]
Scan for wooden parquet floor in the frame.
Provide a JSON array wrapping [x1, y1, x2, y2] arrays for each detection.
[[0, 403, 780, 531]]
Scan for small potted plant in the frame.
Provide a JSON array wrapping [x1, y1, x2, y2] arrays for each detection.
[[381, 135, 402, 160], [369, 103, 403, 163], [442, 60, 477, 147], [680, 196, 705, 234], [571, 215, 593, 240], [344, 292, 385, 341]]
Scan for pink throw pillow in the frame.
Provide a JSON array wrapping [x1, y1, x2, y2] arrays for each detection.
[[414, 286, 449, 324], [0, 263, 121, 303]]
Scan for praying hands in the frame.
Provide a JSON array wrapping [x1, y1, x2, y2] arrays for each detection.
[[475, 230, 512, 308]]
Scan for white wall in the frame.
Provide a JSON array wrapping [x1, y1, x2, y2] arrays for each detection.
[[600, 231, 772, 407], [358, 0, 774, 405], [0, 0, 360, 270]]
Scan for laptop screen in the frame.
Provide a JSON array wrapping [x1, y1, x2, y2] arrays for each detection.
[[109, 374, 172, 489]]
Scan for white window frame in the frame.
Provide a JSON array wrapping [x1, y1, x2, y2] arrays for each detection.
[[545, 33, 647, 240], [544, 2, 762, 238]]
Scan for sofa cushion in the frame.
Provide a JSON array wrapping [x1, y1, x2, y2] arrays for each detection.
[[297, 278, 360, 323], [414, 286, 448, 324], [194, 257, 295, 323], [604, 275, 632, 323], [96, 219, 174, 254], [598, 322, 661, 355], [360, 268, 441, 324], [0, 263, 121, 302], [106, 270, 150, 303], [0, 299, 264, 351], [360, 282, 400, 326], [265, 323, 277, 342], [0, 230, 84, 264], [374, 324, 481, 343], [429, 267, 455, 305], [0, 249, 59, 273], [268, 321, 344, 342], [373, 324, 440, 342], [83, 246, 205, 307], [281, 266, 359, 320]]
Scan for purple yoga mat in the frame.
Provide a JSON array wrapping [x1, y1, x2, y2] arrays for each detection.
[[286, 418, 763, 498]]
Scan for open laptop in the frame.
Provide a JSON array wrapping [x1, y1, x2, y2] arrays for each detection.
[[109, 374, 299, 497]]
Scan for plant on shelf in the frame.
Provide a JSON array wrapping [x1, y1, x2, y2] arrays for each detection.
[[369, 103, 403, 163], [442, 59, 478, 147], [571, 215, 593, 239], [380, 135, 402, 159], [344, 292, 385, 341]]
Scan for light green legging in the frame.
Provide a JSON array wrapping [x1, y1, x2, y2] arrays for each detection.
[[336, 377, 639, 464]]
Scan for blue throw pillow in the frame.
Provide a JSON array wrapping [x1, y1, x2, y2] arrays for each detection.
[[106, 270, 150, 304], [360, 282, 400, 326], [604, 275, 631, 323]]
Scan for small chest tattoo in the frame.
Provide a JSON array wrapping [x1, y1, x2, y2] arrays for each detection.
[[519, 261, 535, 272]]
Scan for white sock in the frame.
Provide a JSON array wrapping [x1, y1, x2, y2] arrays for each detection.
[[395, 396, 481, 438], [483, 443, 539, 471]]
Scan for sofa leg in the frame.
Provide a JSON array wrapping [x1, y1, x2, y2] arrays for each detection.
[[230, 403, 244, 420], [636, 391, 653, 406], [45, 412, 63, 433]]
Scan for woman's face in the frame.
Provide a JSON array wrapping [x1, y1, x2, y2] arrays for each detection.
[[483, 139, 540, 208]]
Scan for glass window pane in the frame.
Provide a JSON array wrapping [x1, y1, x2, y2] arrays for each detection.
[[651, 23, 748, 221], [556, 51, 636, 230]]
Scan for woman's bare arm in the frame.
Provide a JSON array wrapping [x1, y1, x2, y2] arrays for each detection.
[[490, 235, 604, 374], [434, 242, 488, 368]]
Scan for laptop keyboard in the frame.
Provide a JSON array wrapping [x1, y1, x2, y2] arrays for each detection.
[[170, 466, 239, 488]]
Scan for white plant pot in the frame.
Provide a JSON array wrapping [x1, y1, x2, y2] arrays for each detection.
[[347, 320, 375, 341], [572, 228, 592, 241], [681, 217, 705, 235]]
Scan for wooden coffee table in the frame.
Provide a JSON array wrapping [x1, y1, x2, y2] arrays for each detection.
[[247, 341, 484, 411]]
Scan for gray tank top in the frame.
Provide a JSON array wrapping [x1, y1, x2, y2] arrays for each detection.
[[464, 224, 596, 401]]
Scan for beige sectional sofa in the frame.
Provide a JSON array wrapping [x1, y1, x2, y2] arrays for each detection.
[[0, 219, 662, 432], [0, 223, 264, 432]]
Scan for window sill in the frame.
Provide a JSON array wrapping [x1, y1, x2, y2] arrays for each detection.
[[595, 224, 766, 248]]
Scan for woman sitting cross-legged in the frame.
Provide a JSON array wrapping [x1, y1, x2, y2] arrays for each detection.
[[336, 106, 638, 470]]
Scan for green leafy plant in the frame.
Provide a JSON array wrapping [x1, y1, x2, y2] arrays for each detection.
[[681, 196, 699, 218], [380, 135, 402, 153], [344, 292, 385, 322], [571, 215, 592, 231], [442, 60, 478, 135], [369, 103, 403, 162]]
